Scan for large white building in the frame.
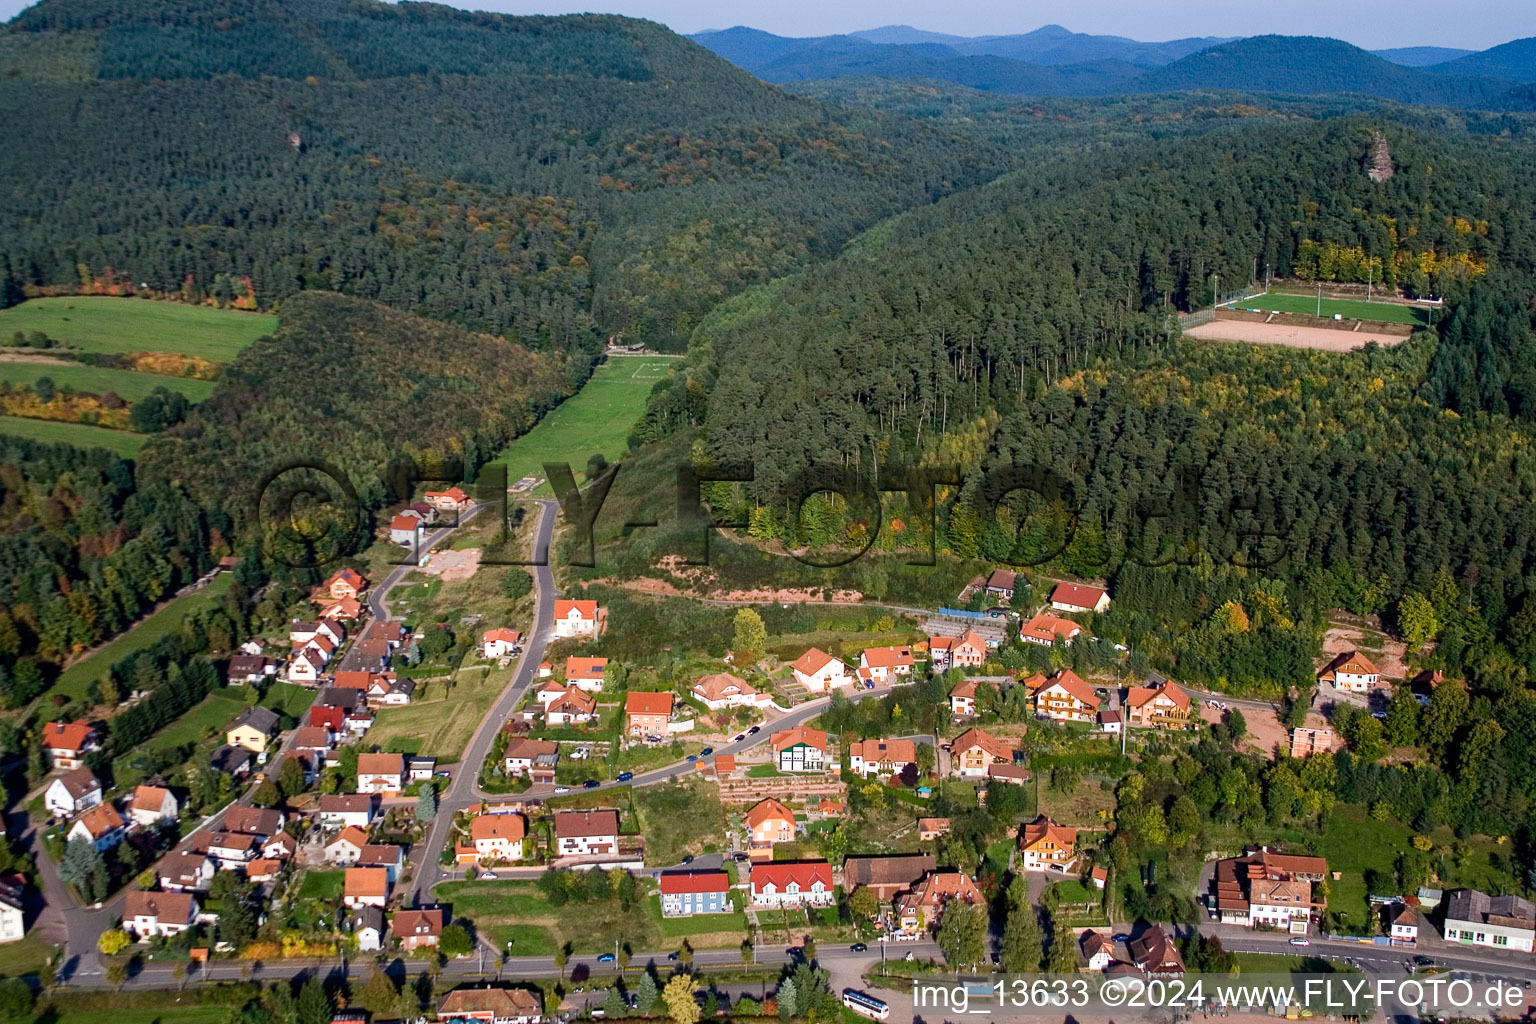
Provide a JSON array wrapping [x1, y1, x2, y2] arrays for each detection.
[[1443, 890, 1536, 952]]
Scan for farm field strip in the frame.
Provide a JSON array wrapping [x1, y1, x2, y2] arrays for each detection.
[[1228, 291, 1430, 326], [0, 297, 276, 358], [0, 415, 144, 455]]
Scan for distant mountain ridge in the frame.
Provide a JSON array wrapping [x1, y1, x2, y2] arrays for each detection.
[[691, 26, 1536, 110]]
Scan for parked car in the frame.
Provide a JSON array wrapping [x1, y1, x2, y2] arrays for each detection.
[[584, 779, 601, 788], [686, 754, 698, 763], [700, 747, 714, 756], [748, 726, 761, 734], [681, 855, 694, 864], [554, 786, 570, 794], [986, 608, 1008, 617], [733, 733, 745, 742], [1289, 937, 1310, 947], [617, 771, 633, 782], [480, 872, 498, 880], [597, 953, 616, 963]]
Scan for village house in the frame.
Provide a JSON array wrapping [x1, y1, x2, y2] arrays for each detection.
[[503, 738, 558, 783], [624, 691, 673, 735], [407, 756, 436, 782], [1320, 650, 1381, 692], [948, 678, 981, 717], [357, 844, 405, 882], [1080, 930, 1117, 971], [789, 648, 849, 692], [307, 704, 344, 737], [564, 657, 607, 692], [245, 859, 282, 883], [691, 672, 770, 710], [917, 819, 951, 842], [1443, 889, 1536, 952], [210, 745, 256, 779], [1388, 903, 1420, 946], [858, 645, 914, 683], [289, 619, 345, 646], [1123, 680, 1192, 730], [128, 785, 178, 827], [843, 854, 937, 901], [894, 871, 982, 937], [319, 595, 363, 621], [122, 890, 200, 940], [398, 501, 437, 524], [1030, 669, 1100, 723], [227, 654, 277, 685], [984, 568, 1017, 600], [226, 707, 281, 752], [369, 677, 415, 706], [553, 599, 604, 638], [41, 719, 100, 770], [928, 631, 987, 671], [424, 486, 472, 512], [45, 766, 102, 818], [357, 753, 404, 794], [264, 832, 298, 861], [750, 860, 835, 909], [553, 809, 620, 857], [1212, 849, 1328, 935], [744, 798, 797, 857], [320, 567, 369, 601], [437, 987, 543, 1024], [471, 813, 527, 863], [1099, 709, 1123, 734], [287, 647, 328, 684], [773, 726, 829, 772], [1091, 866, 1108, 889], [293, 726, 333, 759], [325, 826, 372, 865], [1049, 582, 1111, 614], [847, 738, 917, 779], [0, 882, 22, 945], [1129, 925, 1186, 975], [545, 686, 597, 726], [159, 850, 215, 892], [319, 794, 377, 829], [390, 514, 424, 547], [352, 907, 385, 952], [354, 620, 406, 671], [1019, 816, 1078, 872], [344, 867, 390, 909], [224, 805, 283, 839], [68, 803, 126, 851], [659, 871, 732, 917], [949, 727, 1018, 778], [1019, 612, 1084, 647], [482, 628, 522, 659], [394, 907, 445, 952], [207, 831, 262, 867]]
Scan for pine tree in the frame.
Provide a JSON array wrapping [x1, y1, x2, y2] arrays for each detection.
[[636, 972, 658, 1015], [416, 786, 438, 823]]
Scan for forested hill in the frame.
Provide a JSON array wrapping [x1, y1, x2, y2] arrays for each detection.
[[0, 0, 1007, 352], [136, 292, 569, 545], [637, 118, 1536, 503]]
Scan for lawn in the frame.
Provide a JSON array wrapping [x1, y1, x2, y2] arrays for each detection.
[[487, 356, 667, 497], [1232, 291, 1429, 326], [367, 664, 513, 761], [140, 689, 249, 753], [0, 928, 59, 980], [0, 297, 276, 359], [295, 869, 344, 900], [261, 682, 316, 718], [649, 896, 748, 939], [0, 361, 215, 402], [50, 574, 232, 703], [1, 1008, 235, 1024], [0, 415, 144, 456]]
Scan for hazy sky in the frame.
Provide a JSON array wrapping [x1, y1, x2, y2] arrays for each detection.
[[1, 0, 1532, 50]]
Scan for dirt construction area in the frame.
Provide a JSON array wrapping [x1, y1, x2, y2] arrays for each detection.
[[1185, 318, 1408, 351], [1200, 702, 1291, 759], [1322, 623, 1408, 680], [416, 547, 481, 582]]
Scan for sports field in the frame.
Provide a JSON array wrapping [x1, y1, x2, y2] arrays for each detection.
[[487, 355, 669, 496], [0, 297, 276, 358], [0, 415, 144, 456], [1230, 291, 1430, 326], [0, 360, 214, 402]]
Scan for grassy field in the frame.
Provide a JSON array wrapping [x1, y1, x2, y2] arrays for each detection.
[[0, 297, 276, 359], [635, 780, 727, 865], [141, 689, 249, 753], [1232, 291, 1429, 326], [439, 880, 747, 955], [0, 929, 58, 980], [488, 356, 669, 497], [51, 575, 232, 702], [367, 663, 512, 760], [0, 415, 144, 456], [1, 1008, 233, 1024], [0, 360, 215, 402], [295, 869, 344, 900]]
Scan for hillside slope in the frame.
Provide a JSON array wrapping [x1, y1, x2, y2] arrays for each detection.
[[1432, 37, 1536, 80], [0, 0, 1006, 351]]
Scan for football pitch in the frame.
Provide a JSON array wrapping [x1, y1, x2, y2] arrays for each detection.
[[488, 356, 670, 495], [1229, 291, 1430, 327]]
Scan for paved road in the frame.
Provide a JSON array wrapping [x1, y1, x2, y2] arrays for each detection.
[[410, 499, 558, 901]]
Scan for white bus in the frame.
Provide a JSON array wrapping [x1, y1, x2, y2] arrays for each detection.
[[842, 989, 890, 1021]]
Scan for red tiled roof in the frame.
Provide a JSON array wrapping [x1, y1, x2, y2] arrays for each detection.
[[772, 726, 827, 753], [659, 871, 728, 895], [554, 599, 598, 620], [1050, 582, 1107, 610], [625, 691, 674, 716], [471, 814, 527, 842], [789, 648, 841, 675], [752, 860, 833, 891], [744, 798, 794, 829]]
